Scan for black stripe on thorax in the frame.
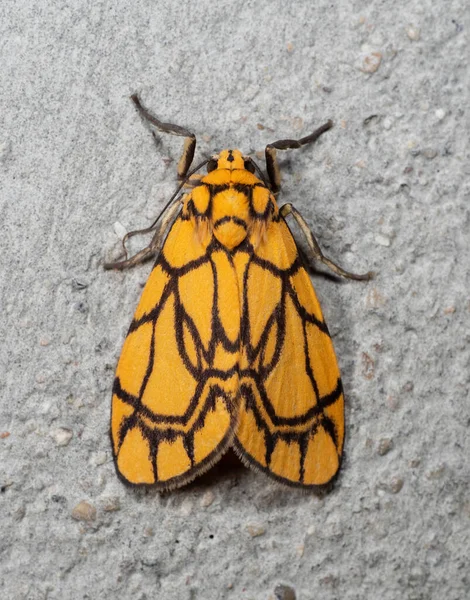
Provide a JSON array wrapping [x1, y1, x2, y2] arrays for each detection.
[[208, 181, 266, 196], [213, 215, 248, 229], [208, 183, 230, 196]]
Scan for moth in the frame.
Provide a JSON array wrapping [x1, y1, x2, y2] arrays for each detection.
[[105, 94, 373, 490]]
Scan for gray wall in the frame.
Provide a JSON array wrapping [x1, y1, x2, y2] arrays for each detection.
[[1, 1, 468, 598]]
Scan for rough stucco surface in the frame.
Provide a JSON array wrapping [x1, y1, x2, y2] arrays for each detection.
[[1, 1, 469, 599]]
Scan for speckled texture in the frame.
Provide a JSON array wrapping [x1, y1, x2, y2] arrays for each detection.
[[1, 1, 469, 599]]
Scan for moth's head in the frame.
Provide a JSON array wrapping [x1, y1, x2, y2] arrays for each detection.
[[207, 149, 256, 173]]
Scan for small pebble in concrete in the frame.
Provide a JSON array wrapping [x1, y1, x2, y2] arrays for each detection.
[[378, 438, 394, 456], [200, 490, 215, 508], [423, 148, 438, 159], [361, 352, 375, 380], [102, 497, 121, 512], [406, 25, 421, 41], [180, 499, 193, 516], [375, 233, 391, 247], [91, 451, 107, 466], [51, 427, 73, 447], [72, 500, 97, 522], [426, 465, 446, 480], [389, 477, 404, 494], [386, 395, 401, 411], [246, 524, 266, 538], [361, 51, 382, 74], [274, 583, 296, 600]]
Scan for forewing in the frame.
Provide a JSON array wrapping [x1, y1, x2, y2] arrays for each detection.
[[111, 215, 240, 489], [234, 218, 344, 487]]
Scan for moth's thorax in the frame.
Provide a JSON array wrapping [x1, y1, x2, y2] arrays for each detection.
[[183, 149, 277, 251], [211, 186, 250, 249]]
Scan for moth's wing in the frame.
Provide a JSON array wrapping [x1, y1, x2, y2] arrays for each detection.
[[111, 214, 240, 489], [233, 218, 344, 488]]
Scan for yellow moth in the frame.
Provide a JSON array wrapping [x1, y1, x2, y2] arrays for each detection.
[[106, 95, 373, 490]]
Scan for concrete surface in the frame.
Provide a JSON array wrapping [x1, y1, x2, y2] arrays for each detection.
[[1, 1, 469, 599]]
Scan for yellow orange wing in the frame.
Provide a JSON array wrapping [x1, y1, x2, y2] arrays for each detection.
[[111, 214, 241, 489], [233, 217, 344, 488]]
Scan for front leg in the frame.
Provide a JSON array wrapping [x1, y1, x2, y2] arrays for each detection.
[[265, 121, 333, 193], [280, 203, 374, 281], [131, 94, 196, 180]]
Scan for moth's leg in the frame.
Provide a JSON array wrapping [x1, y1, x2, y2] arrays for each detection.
[[104, 198, 183, 270], [131, 94, 196, 180], [183, 173, 205, 189], [265, 120, 333, 193], [280, 203, 374, 281]]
